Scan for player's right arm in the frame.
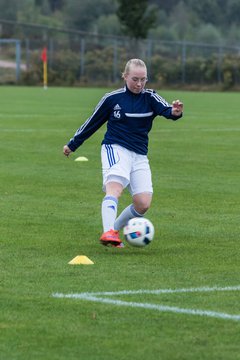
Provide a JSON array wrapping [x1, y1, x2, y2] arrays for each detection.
[[63, 93, 111, 155], [63, 145, 72, 157]]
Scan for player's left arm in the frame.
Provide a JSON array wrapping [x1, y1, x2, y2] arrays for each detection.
[[150, 91, 183, 120]]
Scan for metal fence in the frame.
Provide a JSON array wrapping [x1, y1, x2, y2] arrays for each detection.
[[0, 19, 240, 86]]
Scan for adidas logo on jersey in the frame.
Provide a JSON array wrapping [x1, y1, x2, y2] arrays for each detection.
[[114, 104, 121, 110]]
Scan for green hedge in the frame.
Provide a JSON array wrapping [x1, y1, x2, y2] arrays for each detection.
[[20, 48, 240, 90]]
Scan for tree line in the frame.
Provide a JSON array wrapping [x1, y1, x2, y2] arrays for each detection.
[[0, 0, 240, 89], [0, 0, 240, 45]]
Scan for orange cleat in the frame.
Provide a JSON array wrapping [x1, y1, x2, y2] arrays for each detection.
[[100, 229, 124, 248]]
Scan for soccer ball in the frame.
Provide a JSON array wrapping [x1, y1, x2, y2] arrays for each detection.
[[123, 217, 154, 247]]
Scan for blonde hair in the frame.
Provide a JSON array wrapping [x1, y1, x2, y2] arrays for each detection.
[[122, 59, 147, 77]]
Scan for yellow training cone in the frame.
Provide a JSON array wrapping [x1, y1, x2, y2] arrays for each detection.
[[68, 255, 94, 265], [75, 156, 88, 162]]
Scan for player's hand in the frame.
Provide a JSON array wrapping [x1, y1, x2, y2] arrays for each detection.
[[63, 145, 72, 157], [171, 99, 183, 116]]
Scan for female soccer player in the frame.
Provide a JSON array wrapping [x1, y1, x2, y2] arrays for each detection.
[[63, 59, 183, 247]]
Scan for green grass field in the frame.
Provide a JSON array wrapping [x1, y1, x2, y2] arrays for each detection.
[[1, 86, 239, 360]]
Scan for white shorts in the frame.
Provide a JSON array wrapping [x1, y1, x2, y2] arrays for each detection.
[[101, 144, 153, 196]]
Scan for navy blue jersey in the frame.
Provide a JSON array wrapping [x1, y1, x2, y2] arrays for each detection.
[[67, 86, 182, 155]]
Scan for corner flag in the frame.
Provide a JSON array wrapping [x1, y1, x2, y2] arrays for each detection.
[[41, 47, 48, 89]]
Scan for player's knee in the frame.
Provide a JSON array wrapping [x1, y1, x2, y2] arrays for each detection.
[[138, 203, 150, 214], [133, 195, 152, 214]]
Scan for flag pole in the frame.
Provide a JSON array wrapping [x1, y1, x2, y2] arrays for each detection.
[[43, 60, 48, 90], [41, 47, 48, 90]]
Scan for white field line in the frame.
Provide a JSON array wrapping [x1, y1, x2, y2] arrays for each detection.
[[0, 114, 44, 118], [52, 285, 240, 322], [0, 114, 77, 119], [0, 128, 66, 132], [1, 127, 240, 133], [0, 112, 89, 118], [63, 285, 240, 297], [153, 128, 240, 132]]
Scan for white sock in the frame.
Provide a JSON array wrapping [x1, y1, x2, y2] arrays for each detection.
[[101, 196, 118, 232], [114, 204, 143, 231]]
